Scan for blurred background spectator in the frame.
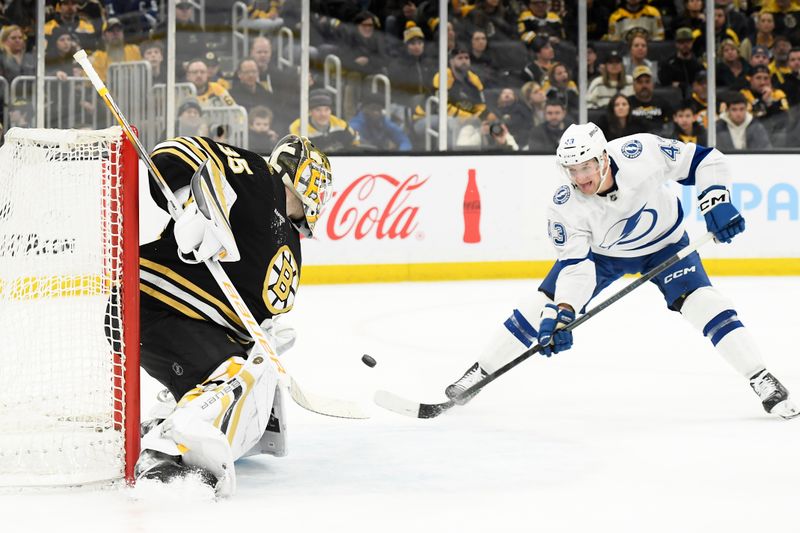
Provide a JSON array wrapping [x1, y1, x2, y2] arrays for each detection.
[[526, 97, 573, 151], [587, 50, 633, 109], [543, 62, 579, 118], [716, 38, 750, 90], [248, 105, 279, 154], [622, 28, 656, 78], [628, 65, 672, 134], [185, 58, 236, 109], [666, 99, 708, 144], [0, 25, 35, 82], [716, 91, 772, 150], [89, 17, 140, 82], [350, 92, 412, 151], [491, 86, 533, 142], [140, 39, 165, 85], [608, 0, 665, 42], [596, 92, 649, 140], [290, 89, 359, 152], [176, 97, 208, 136], [44, 0, 98, 51], [230, 58, 271, 111], [658, 27, 703, 98]]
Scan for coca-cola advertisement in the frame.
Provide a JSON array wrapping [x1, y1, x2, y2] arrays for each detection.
[[301, 156, 551, 270], [325, 173, 427, 241]]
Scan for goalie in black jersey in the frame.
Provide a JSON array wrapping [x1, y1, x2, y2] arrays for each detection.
[[134, 134, 332, 495]]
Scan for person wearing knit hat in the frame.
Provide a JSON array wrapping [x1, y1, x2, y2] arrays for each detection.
[[289, 90, 359, 152], [45, 24, 78, 77], [176, 97, 208, 136], [403, 21, 424, 43], [388, 20, 435, 110]]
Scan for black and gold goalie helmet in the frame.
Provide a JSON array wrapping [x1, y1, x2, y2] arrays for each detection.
[[267, 134, 333, 237]]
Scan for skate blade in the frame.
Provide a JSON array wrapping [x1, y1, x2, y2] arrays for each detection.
[[771, 400, 800, 420]]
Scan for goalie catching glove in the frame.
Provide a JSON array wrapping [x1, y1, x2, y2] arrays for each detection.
[[698, 185, 745, 244], [174, 159, 240, 263]]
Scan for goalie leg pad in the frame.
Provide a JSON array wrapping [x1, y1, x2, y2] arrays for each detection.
[[680, 286, 766, 378], [142, 353, 280, 496], [242, 384, 288, 458], [479, 291, 553, 373]]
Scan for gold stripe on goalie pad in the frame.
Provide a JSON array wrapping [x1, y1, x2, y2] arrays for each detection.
[[0, 275, 111, 300]]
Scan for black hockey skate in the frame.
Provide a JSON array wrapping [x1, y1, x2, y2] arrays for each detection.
[[135, 450, 218, 488], [749, 370, 800, 420], [445, 362, 488, 405]]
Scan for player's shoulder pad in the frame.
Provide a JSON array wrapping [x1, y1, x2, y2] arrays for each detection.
[[607, 133, 664, 162]]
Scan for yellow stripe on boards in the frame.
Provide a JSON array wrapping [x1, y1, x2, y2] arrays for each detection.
[[301, 259, 800, 285], [0, 275, 109, 300]]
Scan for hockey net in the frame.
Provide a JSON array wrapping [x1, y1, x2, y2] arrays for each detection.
[[0, 127, 140, 487]]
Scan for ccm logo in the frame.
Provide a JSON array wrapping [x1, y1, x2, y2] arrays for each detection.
[[665, 266, 696, 283], [698, 190, 728, 213]]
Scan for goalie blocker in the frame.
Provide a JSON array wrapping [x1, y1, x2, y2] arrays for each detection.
[[136, 134, 333, 495]]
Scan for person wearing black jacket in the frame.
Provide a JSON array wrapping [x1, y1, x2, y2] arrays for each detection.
[[387, 23, 436, 109], [596, 93, 649, 140], [659, 27, 704, 98], [339, 11, 389, 76], [526, 98, 573, 151]]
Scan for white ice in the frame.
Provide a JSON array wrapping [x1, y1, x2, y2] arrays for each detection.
[[3, 277, 799, 533]]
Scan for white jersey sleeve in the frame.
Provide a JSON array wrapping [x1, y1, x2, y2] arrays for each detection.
[[546, 185, 597, 312], [640, 135, 731, 193]]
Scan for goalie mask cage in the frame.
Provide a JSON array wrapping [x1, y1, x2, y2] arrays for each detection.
[[0, 126, 140, 487]]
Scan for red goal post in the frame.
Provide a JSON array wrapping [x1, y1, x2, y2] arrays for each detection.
[[0, 126, 140, 487]]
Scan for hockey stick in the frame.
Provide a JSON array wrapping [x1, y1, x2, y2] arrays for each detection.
[[75, 50, 368, 419], [375, 231, 716, 418]]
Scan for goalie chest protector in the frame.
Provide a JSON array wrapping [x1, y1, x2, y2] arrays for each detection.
[[140, 136, 302, 341]]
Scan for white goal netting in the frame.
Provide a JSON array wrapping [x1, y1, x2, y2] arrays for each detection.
[[0, 127, 136, 487]]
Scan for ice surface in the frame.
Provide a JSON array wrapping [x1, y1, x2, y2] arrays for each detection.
[[2, 277, 799, 533]]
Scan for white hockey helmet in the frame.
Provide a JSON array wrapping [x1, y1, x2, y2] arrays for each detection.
[[268, 134, 333, 238], [556, 122, 608, 175]]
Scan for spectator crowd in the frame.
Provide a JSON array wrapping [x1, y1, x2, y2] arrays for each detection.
[[1, 0, 800, 152]]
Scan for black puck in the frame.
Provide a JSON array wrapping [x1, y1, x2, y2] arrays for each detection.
[[361, 354, 377, 368]]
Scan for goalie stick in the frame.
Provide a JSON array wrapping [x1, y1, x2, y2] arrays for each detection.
[[74, 50, 368, 420], [375, 232, 716, 418]]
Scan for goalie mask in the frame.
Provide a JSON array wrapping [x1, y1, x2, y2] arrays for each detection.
[[268, 134, 333, 237]]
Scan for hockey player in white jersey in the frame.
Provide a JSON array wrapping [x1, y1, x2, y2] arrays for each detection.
[[446, 122, 798, 419]]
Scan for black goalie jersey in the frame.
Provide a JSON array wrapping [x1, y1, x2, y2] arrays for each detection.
[[140, 136, 302, 342]]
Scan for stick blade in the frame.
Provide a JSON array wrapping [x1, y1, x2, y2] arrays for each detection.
[[373, 390, 454, 419], [288, 377, 370, 419]]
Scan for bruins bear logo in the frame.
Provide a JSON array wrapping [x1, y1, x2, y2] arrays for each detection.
[[263, 245, 299, 314]]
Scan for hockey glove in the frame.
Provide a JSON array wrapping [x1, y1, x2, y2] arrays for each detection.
[[698, 186, 745, 244], [174, 160, 240, 263], [537, 303, 575, 357]]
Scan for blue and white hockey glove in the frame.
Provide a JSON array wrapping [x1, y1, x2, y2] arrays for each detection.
[[698, 186, 745, 244], [537, 303, 575, 357]]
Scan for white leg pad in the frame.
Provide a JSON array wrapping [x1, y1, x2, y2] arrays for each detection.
[[142, 352, 280, 496], [680, 286, 766, 378], [479, 291, 553, 374], [242, 383, 288, 458]]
